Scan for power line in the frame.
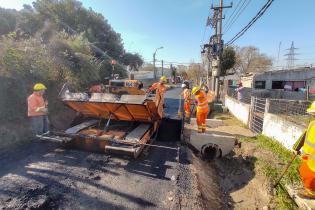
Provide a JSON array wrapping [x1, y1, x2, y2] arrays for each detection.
[[224, 0, 252, 34], [223, 0, 247, 32], [226, 0, 274, 46]]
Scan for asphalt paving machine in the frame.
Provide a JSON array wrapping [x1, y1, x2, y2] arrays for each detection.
[[38, 81, 164, 158]]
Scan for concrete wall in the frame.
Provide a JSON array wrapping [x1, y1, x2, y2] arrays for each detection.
[[255, 68, 315, 88], [262, 113, 305, 150], [225, 95, 250, 125]]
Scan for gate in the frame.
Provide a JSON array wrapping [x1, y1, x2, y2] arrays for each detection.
[[250, 97, 266, 134]]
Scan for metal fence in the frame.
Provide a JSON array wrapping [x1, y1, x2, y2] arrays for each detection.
[[250, 97, 266, 134]]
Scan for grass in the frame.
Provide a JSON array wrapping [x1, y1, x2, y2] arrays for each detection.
[[240, 135, 301, 209]]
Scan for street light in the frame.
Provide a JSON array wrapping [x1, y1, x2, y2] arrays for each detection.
[[153, 46, 164, 79]]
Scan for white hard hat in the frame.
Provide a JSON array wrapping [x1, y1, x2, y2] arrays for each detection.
[[181, 83, 187, 88]]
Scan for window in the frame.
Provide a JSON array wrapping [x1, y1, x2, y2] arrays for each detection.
[[255, 81, 266, 89], [272, 81, 284, 89]]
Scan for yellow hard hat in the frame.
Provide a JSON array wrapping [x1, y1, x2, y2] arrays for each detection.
[[33, 83, 47, 91], [160, 76, 167, 82], [191, 86, 201, 95], [307, 101, 315, 114]]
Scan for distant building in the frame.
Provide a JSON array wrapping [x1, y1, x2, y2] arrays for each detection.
[[253, 67, 315, 91], [224, 67, 315, 100]]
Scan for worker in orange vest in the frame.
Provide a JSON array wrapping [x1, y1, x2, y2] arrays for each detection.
[[181, 83, 191, 119], [293, 101, 315, 199], [27, 83, 49, 135], [192, 86, 209, 133], [146, 76, 168, 97]]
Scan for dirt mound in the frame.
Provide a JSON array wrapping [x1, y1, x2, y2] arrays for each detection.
[[215, 143, 273, 209]]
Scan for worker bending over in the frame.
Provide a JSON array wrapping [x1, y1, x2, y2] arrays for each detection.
[[146, 76, 168, 97], [293, 101, 315, 199], [27, 83, 49, 135], [192, 86, 209, 133], [181, 83, 191, 118]]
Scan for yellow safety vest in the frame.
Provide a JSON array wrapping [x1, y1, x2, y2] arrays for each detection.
[[302, 120, 315, 171]]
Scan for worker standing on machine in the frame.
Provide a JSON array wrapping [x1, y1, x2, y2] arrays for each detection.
[[181, 83, 191, 119], [293, 101, 315, 199], [146, 76, 168, 97], [192, 86, 209, 133]]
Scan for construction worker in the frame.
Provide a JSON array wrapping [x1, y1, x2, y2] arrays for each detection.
[[192, 86, 209, 133], [293, 101, 315, 199], [181, 83, 191, 118], [146, 76, 168, 97], [27, 83, 49, 135]]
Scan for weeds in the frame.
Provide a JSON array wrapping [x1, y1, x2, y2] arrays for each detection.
[[240, 135, 301, 209]]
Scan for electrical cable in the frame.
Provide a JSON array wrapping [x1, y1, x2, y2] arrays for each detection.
[[226, 0, 274, 46], [224, 0, 252, 34], [223, 0, 245, 31]]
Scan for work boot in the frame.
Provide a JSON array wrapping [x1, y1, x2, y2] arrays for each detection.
[[297, 190, 315, 199]]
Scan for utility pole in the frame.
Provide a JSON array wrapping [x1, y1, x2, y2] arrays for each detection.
[[153, 46, 163, 80], [162, 60, 164, 76], [210, 0, 232, 101], [153, 53, 156, 79]]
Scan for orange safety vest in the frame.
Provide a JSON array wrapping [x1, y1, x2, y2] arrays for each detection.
[[149, 82, 166, 96], [195, 90, 208, 113], [27, 92, 46, 117]]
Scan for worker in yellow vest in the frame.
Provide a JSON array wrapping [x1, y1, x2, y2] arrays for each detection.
[[181, 83, 191, 118], [192, 86, 209, 133], [293, 101, 315, 199]]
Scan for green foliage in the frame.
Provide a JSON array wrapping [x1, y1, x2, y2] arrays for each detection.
[[240, 135, 301, 209], [220, 46, 236, 76]]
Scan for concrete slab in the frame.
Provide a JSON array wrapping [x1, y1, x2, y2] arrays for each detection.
[[286, 185, 315, 210], [190, 118, 224, 128], [188, 130, 236, 157]]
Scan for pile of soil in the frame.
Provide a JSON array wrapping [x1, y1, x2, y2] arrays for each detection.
[[214, 144, 274, 209]]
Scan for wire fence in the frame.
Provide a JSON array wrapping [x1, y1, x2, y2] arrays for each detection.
[[268, 99, 311, 127]]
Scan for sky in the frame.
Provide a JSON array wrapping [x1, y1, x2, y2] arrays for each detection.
[[1, 0, 315, 67]]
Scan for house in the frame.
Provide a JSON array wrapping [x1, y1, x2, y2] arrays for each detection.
[[253, 67, 315, 92]]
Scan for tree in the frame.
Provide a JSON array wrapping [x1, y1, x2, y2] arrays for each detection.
[[187, 63, 204, 84], [220, 46, 236, 76], [121, 53, 143, 71], [234, 46, 272, 73]]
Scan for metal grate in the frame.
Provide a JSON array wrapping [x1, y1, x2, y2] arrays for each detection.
[[250, 97, 266, 134]]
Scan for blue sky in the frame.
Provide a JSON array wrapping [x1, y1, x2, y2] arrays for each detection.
[[1, 0, 315, 67]]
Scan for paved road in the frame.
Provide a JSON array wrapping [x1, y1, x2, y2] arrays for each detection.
[[0, 87, 200, 210], [163, 87, 183, 120]]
